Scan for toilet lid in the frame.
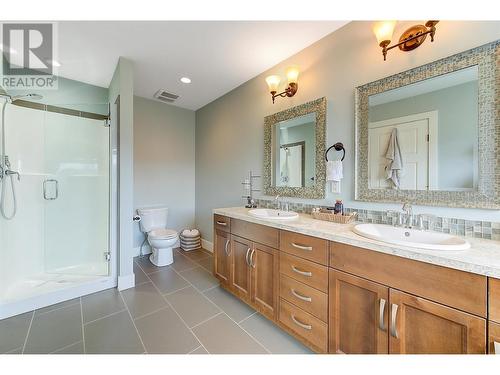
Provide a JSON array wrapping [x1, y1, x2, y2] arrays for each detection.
[[149, 228, 178, 239]]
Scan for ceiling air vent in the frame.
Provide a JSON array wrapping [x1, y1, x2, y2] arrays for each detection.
[[154, 89, 179, 103]]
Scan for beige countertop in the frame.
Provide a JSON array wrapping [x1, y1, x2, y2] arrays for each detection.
[[213, 206, 500, 279]]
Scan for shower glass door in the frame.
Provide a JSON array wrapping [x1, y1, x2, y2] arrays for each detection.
[[43, 111, 110, 277]]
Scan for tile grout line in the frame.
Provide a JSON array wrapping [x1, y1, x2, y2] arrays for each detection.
[[79, 297, 86, 354], [4, 346, 23, 354], [136, 259, 211, 354], [21, 311, 34, 354], [187, 345, 203, 354], [169, 265, 271, 354], [189, 312, 224, 330], [34, 301, 81, 317], [49, 340, 84, 354], [167, 258, 272, 353], [163, 284, 193, 296], [118, 291, 148, 354], [237, 311, 258, 324], [133, 306, 170, 322], [82, 308, 128, 326]]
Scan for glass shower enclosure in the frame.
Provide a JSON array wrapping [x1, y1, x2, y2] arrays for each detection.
[[0, 101, 114, 319]]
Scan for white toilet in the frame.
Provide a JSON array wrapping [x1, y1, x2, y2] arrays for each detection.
[[137, 207, 179, 267]]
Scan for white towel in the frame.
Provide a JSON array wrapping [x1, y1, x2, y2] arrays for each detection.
[[326, 160, 343, 181], [326, 160, 343, 194], [384, 128, 403, 189], [181, 229, 200, 238]]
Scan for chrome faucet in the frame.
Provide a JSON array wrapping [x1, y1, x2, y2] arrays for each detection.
[[401, 202, 413, 228], [1, 156, 20, 181], [274, 194, 281, 210]]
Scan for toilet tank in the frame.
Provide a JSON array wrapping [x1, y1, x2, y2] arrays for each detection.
[[137, 207, 168, 233]]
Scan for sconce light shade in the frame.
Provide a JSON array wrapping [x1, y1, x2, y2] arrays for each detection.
[[265, 75, 281, 94], [373, 20, 396, 46], [286, 66, 300, 85]]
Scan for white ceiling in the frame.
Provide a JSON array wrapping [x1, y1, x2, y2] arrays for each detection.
[[57, 21, 348, 110]]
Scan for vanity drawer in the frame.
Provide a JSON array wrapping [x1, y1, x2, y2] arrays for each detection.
[[490, 278, 500, 323], [279, 299, 328, 352], [214, 214, 231, 233], [330, 241, 487, 317], [231, 219, 279, 248], [280, 252, 328, 293], [280, 274, 328, 322], [280, 230, 328, 265]]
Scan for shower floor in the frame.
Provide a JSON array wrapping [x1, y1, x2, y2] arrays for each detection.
[[0, 262, 108, 304]]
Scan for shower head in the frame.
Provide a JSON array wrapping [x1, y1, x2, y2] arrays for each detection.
[[11, 93, 43, 102]]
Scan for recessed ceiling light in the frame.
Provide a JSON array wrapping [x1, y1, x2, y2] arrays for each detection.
[[180, 77, 191, 84], [48, 59, 61, 67]]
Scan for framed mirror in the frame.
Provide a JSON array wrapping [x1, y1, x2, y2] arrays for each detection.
[[264, 97, 326, 198], [355, 41, 500, 208]]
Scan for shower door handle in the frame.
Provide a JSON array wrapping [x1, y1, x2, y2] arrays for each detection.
[[43, 179, 59, 200]]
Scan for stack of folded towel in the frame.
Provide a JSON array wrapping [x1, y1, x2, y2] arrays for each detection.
[[180, 229, 201, 251]]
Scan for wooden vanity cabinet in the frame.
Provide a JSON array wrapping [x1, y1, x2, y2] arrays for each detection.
[[230, 235, 279, 318], [389, 290, 486, 354], [329, 269, 389, 354], [489, 277, 500, 323], [214, 217, 279, 321], [329, 241, 487, 354], [214, 214, 491, 354], [251, 242, 279, 320], [230, 235, 253, 302], [213, 229, 231, 287], [489, 321, 500, 354]]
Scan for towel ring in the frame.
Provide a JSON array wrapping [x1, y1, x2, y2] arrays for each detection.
[[325, 142, 345, 162]]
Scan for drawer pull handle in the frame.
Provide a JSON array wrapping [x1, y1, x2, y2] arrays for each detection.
[[495, 341, 500, 354], [291, 289, 312, 302], [250, 248, 256, 268], [216, 221, 227, 226], [291, 314, 312, 330], [224, 239, 230, 256], [291, 242, 313, 251], [379, 298, 386, 332], [291, 265, 312, 277], [390, 303, 399, 339], [245, 247, 251, 267]]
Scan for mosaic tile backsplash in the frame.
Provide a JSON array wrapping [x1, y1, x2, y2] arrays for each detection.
[[254, 198, 500, 241]]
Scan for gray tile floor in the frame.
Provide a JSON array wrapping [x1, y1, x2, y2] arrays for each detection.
[[0, 248, 312, 354]]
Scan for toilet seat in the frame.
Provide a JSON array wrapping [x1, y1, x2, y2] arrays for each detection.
[[149, 228, 178, 240]]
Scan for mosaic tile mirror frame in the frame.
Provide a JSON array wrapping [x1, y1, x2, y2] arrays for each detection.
[[263, 97, 327, 199], [355, 40, 500, 209]]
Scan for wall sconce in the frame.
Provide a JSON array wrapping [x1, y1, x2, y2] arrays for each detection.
[[373, 20, 439, 61], [265, 66, 299, 103]]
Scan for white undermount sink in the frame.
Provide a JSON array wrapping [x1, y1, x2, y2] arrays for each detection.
[[352, 223, 470, 251], [248, 208, 299, 221]]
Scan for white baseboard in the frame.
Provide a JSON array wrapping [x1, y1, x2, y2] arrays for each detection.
[[201, 238, 213, 253], [118, 273, 135, 291]]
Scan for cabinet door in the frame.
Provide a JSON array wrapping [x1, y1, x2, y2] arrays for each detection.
[[329, 269, 389, 354], [488, 321, 500, 354], [213, 229, 230, 286], [230, 235, 252, 301], [250, 242, 278, 320], [389, 289, 486, 354]]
